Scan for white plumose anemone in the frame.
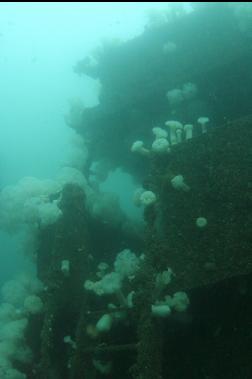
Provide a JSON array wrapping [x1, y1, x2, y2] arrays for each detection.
[[139, 191, 157, 206], [61, 260, 70, 277], [196, 217, 208, 228], [165, 120, 183, 145], [171, 175, 190, 192], [165, 291, 190, 312], [131, 141, 150, 156], [152, 304, 171, 318], [151, 138, 170, 154], [197, 117, 209, 134], [152, 127, 168, 140], [184, 124, 193, 140], [96, 314, 113, 333], [176, 128, 183, 143]]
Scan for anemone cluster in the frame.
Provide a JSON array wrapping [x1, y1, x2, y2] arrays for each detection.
[[0, 275, 43, 379], [131, 117, 210, 158]]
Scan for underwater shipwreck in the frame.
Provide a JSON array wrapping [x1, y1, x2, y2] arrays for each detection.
[[0, 3, 252, 379]]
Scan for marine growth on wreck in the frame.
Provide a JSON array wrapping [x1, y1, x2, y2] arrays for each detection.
[[0, 3, 251, 379]]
